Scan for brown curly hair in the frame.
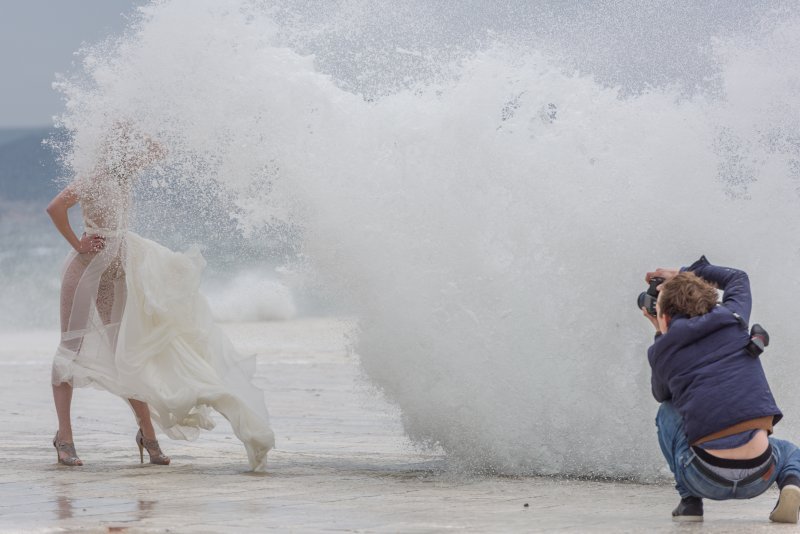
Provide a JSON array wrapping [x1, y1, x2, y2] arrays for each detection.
[[658, 272, 719, 318]]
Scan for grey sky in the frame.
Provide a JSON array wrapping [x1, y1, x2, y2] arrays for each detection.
[[0, 0, 142, 128]]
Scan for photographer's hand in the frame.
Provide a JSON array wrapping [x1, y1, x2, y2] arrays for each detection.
[[646, 268, 679, 289], [642, 306, 661, 333]]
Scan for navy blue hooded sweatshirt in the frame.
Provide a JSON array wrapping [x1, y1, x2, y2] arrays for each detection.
[[647, 256, 782, 444]]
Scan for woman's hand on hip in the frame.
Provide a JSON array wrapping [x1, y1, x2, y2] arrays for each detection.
[[76, 233, 105, 254]]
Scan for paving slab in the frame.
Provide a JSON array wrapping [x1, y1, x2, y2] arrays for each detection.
[[0, 320, 790, 532]]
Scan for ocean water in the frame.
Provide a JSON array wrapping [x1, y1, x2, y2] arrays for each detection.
[[0, 128, 65, 328], [5, 0, 800, 480]]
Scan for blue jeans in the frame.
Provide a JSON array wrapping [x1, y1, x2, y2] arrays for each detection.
[[656, 402, 800, 500]]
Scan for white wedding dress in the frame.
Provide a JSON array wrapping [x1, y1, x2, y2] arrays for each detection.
[[52, 173, 274, 471]]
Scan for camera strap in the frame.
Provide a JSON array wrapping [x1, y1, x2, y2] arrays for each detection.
[[726, 308, 769, 358], [730, 311, 748, 330]]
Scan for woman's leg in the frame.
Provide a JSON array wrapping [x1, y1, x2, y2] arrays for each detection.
[[129, 397, 170, 464], [54, 254, 89, 448], [97, 269, 159, 442], [129, 399, 157, 439], [52, 383, 75, 442]]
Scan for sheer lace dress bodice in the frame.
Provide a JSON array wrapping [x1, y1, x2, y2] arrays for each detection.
[[55, 175, 130, 384], [79, 173, 132, 233]]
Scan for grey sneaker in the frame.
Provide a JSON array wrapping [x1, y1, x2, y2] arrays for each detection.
[[672, 496, 703, 522], [770, 477, 800, 524]]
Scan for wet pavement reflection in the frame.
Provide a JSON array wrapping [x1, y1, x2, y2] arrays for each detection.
[[53, 494, 156, 522]]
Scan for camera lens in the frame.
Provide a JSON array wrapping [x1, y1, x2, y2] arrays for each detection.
[[637, 276, 663, 316], [637, 292, 657, 316]]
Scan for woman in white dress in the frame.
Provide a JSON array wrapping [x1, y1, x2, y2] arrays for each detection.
[[46, 125, 274, 470]]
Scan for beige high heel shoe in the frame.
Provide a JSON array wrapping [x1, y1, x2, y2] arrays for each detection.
[[53, 431, 83, 466], [136, 429, 170, 465]]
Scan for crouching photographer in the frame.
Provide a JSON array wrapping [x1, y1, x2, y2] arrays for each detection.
[[641, 255, 800, 523]]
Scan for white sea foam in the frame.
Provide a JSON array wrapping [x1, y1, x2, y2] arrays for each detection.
[[205, 272, 296, 323], [51, 1, 800, 479]]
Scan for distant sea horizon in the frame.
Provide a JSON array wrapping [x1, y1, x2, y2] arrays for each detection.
[[0, 126, 63, 202], [0, 125, 53, 143]]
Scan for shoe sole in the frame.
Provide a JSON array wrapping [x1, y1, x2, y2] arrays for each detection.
[[672, 515, 703, 523], [770, 484, 800, 524]]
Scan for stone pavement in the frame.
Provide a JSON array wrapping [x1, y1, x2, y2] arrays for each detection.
[[0, 320, 791, 532]]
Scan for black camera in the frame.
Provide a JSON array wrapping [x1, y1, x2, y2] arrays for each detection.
[[638, 277, 664, 316], [745, 323, 770, 358], [731, 312, 770, 358]]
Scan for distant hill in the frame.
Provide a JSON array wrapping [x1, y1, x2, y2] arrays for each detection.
[[0, 127, 65, 201]]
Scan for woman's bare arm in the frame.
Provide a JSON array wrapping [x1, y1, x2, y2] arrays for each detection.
[[46, 185, 104, 253]]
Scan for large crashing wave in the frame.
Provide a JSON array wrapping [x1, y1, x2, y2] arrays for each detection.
[[54, 0, 800, 479]]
